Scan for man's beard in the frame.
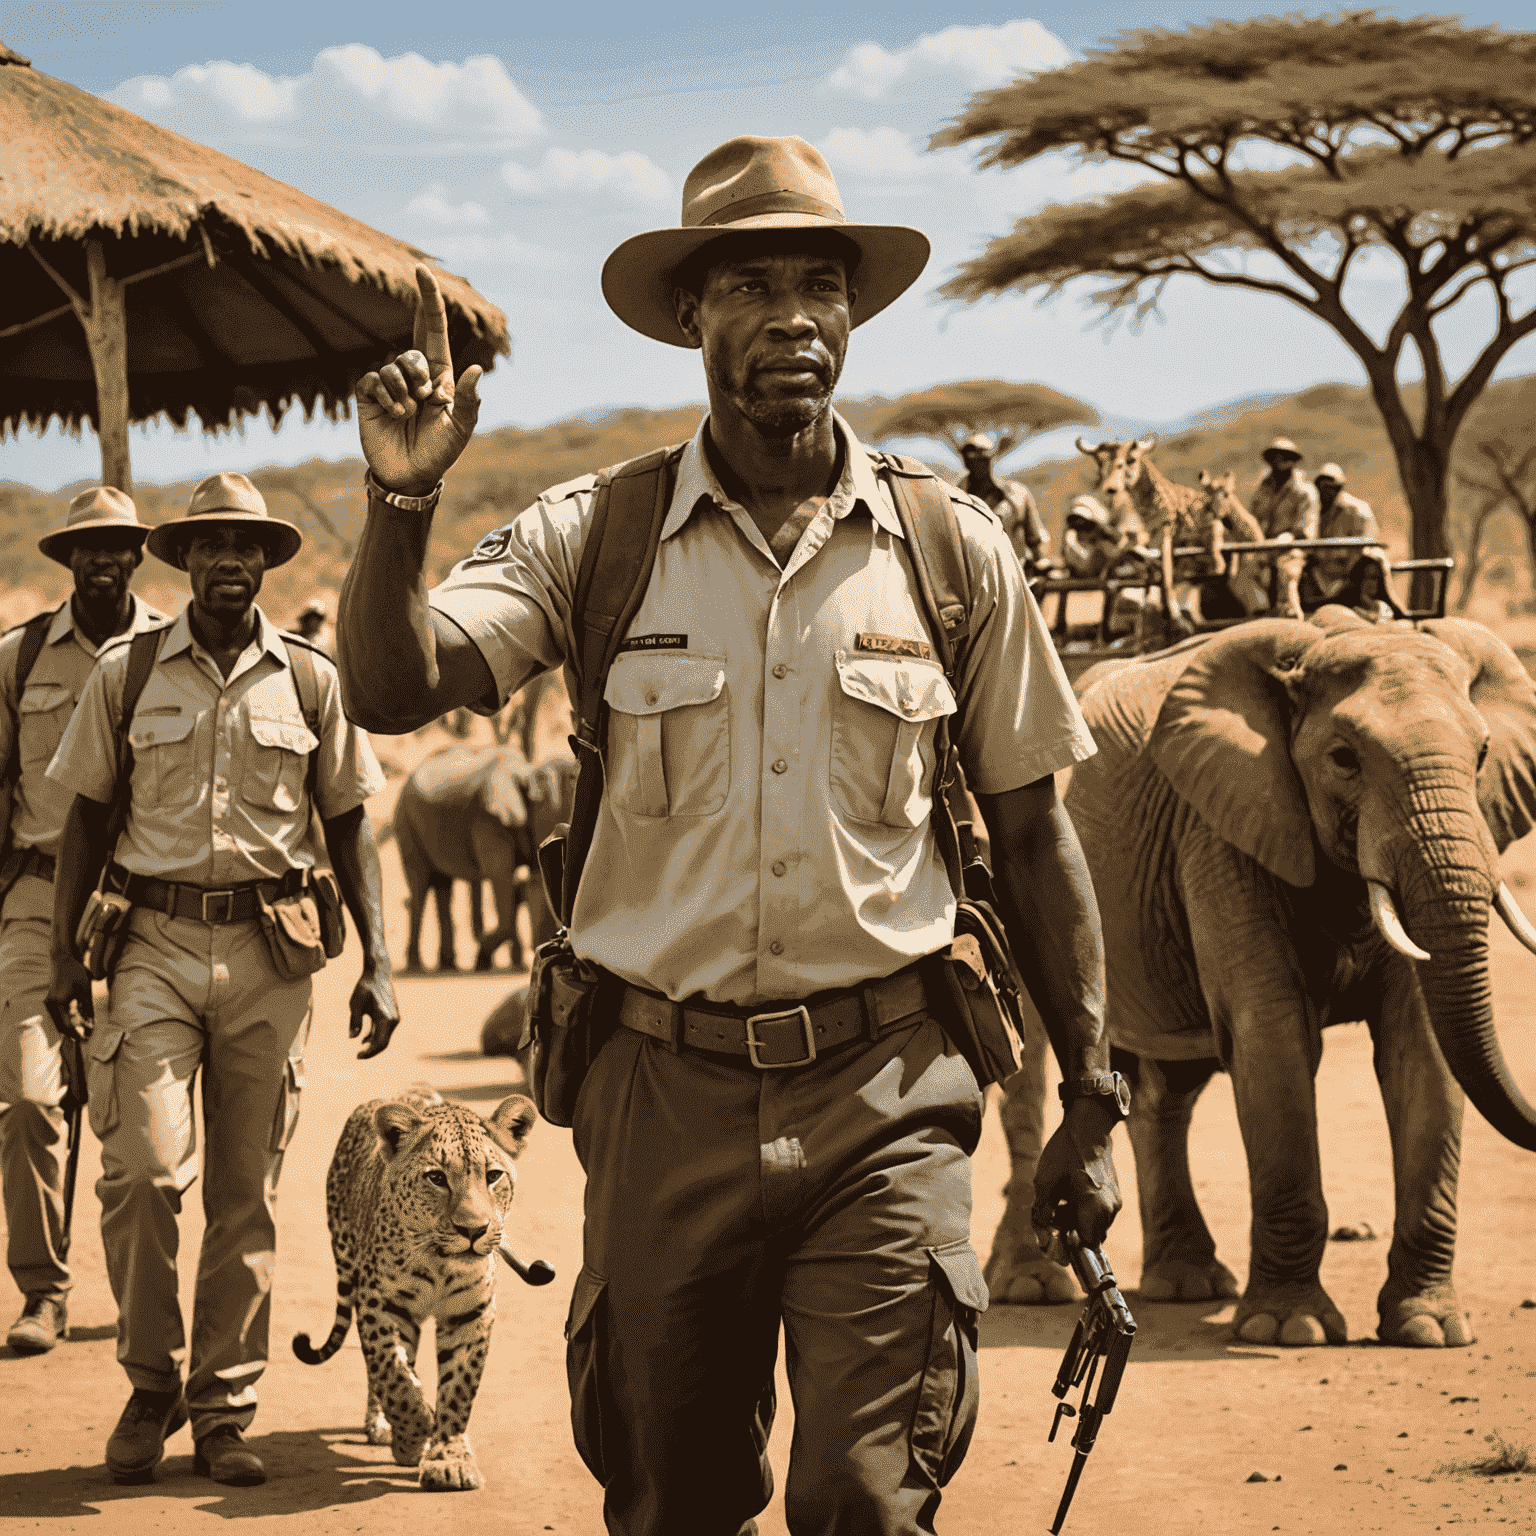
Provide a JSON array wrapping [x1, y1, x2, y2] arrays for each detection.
[[708, 350, 842, 439]]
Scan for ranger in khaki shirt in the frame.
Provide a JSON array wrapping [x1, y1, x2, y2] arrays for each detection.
[[338, 137, 1124, 1536], [0, 488, 163, 1357], [46, 474, 396, 1491]]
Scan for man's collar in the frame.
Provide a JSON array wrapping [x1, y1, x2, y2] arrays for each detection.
[[49, 592, 156, 648], [161, 604, 284, 663], [663, 410, 902, 540]]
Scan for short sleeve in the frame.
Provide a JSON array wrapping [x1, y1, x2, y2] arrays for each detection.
[[950, 501, 1096, 796], [311, 662, 387, 819], [46, 646, 123, 805], [428, 485, 591, 713]]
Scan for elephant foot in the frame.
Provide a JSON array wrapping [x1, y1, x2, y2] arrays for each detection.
[[1233, 1280, 1348, 1345], [473, 953, 494, 973], [983, 1221, 1076, 1305], [1378, 1282, 1474, 1348], [437, 959, 460, 974], [1141, 1255, 1240, 1303]]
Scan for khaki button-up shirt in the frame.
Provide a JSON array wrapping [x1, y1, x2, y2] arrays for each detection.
[[49, 605, 384, 885], [1249, 467, 1321, 541], [0, 595, 166, 858], [431, 413, 1095, 1006]]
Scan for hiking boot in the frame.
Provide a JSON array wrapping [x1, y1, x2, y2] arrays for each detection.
[[194, 1425, 266, 1486], [105, 1388, 189, 1484], [6, 1296, 67, 1354]]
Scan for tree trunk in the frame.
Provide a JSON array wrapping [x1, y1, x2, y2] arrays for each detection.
[[81, 240, 131, 494]]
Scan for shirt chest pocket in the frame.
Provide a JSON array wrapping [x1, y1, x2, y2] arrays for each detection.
[[17, 684, 74, 778], [831, 652, 957, 829], [604, 653, 730, 819], [245, 714, 318, 814], [128, 712, 198, 809]]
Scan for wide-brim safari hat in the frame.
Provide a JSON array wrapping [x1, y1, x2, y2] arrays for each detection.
[[1262, 436, 1303, 462], [1315, 461, 1346, 484], [38, 486, 149, 566], [961, 433, 996, 455], [601, 135, 931, 347], [146, 472, 303, 570]]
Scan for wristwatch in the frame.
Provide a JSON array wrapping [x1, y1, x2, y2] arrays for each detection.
[[363, 468, 444, 512], [1057, 1070, 1132, 1121]]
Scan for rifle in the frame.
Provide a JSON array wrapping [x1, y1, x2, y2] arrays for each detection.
[[1045, 1236, 1136, 1533], [57, 1008, 87, 1260]]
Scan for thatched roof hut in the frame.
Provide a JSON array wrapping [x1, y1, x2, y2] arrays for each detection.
[[0, 43, 510, 489]]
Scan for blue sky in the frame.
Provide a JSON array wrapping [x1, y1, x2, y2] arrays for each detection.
[[4, 1, 1535, 491]]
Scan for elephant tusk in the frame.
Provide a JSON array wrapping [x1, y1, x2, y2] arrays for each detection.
[[1496, 883, 1536, 958], [1368, 881, 1431, 962]]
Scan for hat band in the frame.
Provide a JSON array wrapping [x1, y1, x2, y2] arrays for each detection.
[[695, 190, 846, 228]]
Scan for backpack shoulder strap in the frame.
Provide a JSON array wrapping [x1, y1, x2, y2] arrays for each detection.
[[105, 625, 169, 854], [561, 444, 684, 923], [282, 637, 323, 802], [3, 607, 59, 789], [874, 452, 978, 901]]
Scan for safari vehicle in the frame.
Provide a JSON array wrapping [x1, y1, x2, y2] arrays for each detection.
[[1034, 535, 1456, 684]]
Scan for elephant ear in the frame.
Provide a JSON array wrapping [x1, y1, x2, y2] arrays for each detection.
[[1149, 619, 1321, 887], [482, 754, 529, 829], [1419, 618, 1536, 853]]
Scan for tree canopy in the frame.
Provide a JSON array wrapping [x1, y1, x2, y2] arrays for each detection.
[[872, 379, 1097, 459], [933, 11, 1536, 559]]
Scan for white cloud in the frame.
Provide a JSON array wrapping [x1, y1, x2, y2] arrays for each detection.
[[110, 46, 545, 149], [500, 147, 671, 206], [404, 183, 491, 228], [822, 19, 1072, 101], [820, 127, 932, 181]]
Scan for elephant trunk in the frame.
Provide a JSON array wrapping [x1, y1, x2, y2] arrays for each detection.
[[1381, 807, 1536, 1151]]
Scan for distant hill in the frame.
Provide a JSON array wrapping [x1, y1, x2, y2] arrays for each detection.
[[5, 377, 1536, 639]]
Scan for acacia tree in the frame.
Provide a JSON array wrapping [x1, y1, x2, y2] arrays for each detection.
[[872, 378, 1096, 460], [933, 12, 1536, 561]]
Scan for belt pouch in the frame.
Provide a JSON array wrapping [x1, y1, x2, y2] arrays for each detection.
[[76, 888, 134, 982], [258, 885, 329, 982], [951, 902, 1027, 1086], [528, 935, 609, 1129], [309, 869, 347, 958]]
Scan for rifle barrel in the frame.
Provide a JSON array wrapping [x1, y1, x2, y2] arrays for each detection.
[[1050, 1449, 1091, 1535]]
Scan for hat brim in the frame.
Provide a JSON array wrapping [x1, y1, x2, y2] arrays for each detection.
[[146, 513, 304, 571], [38, 519, 150, 566], [601, 215, 931, 347]]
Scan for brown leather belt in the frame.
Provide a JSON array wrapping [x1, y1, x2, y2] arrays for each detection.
[[108, 862, 282, 925], [618, 967, 930, 1069], [17, 848, 56, 884]]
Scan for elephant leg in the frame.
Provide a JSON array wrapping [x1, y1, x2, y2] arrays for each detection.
[[983, 1003, 1076, 1304], [1127, 1055, 1239, 1302], [475, 879, 520, 973], [1370, 961, 1472, 1348], [404, 870, 428, 974], [469, 881, 485, 945], [433, 880, 458, 972]]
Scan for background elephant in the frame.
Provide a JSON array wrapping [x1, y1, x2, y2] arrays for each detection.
[[394, 745, 539, 973], [987, 611, 1536, 1347], [516, 755, 578, 952]]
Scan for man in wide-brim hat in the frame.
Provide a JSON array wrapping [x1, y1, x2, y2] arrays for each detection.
[[338, 135, 1121, 1531], [957, 430, 1051, 576], [1249, 435, 1321, 618], [0, 487, 165, 1358], [47, 469, 396, 1488]]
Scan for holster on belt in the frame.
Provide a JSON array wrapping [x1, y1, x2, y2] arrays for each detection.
[[526, 931, 613, 1129], [75, 887, 134, 982], [258, 869, 330, 982]]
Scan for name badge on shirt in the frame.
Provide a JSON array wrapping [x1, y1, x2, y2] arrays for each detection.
[[619, 634, 688, 652], [855, 632, 931, 661]]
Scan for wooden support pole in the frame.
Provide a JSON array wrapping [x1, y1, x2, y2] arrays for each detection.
[[82, 242, 131, 494]]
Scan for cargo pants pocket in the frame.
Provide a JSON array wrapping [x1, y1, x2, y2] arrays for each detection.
[[565, 1266, 611, 1484], [86, 1028, 125, 1138], [908, 1239, 988, 1488], [269, 1055, 306, 1153]]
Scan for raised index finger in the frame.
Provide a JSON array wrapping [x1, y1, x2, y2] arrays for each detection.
[[412, 264, 452, 377]]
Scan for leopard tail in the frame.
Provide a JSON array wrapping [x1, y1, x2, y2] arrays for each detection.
[[292, 1297, 353, 1364]]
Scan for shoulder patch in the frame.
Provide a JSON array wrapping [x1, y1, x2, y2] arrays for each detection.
[[467, 524, 517, 564]]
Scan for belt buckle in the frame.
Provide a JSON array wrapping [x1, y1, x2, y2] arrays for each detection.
[[745, 1005, 816, 1070], [201, 888, 236, 923]]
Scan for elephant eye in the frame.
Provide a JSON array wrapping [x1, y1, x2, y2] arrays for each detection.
[[1329, 746, 1360, 775], [1477, 739, 1490, 772]]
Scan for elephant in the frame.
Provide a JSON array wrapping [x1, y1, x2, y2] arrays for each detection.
[[984, 609, 1536, 1347]]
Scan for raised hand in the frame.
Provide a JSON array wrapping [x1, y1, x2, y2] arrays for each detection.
[[358, 265, 483, 497]]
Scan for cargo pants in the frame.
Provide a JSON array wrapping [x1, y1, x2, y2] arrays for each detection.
[[0, 874, 71, 1304], [568, 1010, 987, 1536], [88, 905, 310, 1435]]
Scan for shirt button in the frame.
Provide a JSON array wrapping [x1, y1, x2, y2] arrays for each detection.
[[771, 759, 787, 775], [772, 663, 788, 680], [771, 860, 786, 877], [645, 690, 659, 706], [769, 940, 784, 956]]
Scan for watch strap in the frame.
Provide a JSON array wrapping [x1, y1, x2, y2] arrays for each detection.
[[364, 469, 444, 513], [1057, 1070, 1132, 1118]]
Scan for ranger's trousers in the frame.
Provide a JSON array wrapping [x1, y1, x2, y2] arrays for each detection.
[[0, 874, 70, 1303], [89, 907, 310, 1435], [569, 1011, 987, 1536]]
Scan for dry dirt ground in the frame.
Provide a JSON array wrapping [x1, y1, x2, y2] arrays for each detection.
[[2, 769, 1534, 1535]]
